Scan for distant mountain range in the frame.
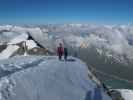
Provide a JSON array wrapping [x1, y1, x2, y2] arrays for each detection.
[[0, 24, 133, 62]]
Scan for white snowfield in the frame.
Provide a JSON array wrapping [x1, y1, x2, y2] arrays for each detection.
[[8, 33, 28, 45], [25, 40, 37, 50], [116, 89, 133, 100], [0, 56, 111, 100]]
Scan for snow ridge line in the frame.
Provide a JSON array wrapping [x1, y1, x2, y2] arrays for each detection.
[[0, 58, 45, 78]]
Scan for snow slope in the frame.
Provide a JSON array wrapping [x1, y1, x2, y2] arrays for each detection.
[[27, 28, 52, 50], [0, 45, 19, 60], [8, 33, 28, 45], [0, 32, 21, 43], [116, 89, 133, 100], [25, 40, 37, 50], [0, 56, 111, 100]]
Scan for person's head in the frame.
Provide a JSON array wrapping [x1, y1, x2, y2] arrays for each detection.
[[59, 43, 62, 47]]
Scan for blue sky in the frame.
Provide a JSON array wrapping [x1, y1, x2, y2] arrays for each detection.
[[0, 0, 133, 24]]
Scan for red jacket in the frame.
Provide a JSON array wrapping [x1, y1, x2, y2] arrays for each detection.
[[57, 47, 64, 56]]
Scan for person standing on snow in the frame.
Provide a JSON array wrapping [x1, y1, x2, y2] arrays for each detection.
[[64, 47, 68, 61], [57, 43, 64, 60]]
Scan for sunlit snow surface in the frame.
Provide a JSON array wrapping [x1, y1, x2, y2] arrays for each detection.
[[8, 33, 28, 45], [0, 56, 111, 100], [116, 89, 133, 100], [0, 45, 19, 60]]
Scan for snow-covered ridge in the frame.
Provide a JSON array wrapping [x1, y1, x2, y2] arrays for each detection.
[[0, 56, 112, 100]]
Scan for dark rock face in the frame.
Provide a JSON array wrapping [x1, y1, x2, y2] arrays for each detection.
[[0, 44, 7, 52], [28, 47, 49, 55], [13, 46, 49, 56]]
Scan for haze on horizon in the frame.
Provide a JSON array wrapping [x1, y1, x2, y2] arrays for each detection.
[[0, 0, 132, 25]]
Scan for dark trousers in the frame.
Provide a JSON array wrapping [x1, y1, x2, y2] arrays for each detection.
[[64, 53, 68, 60], [58, 54, 62, 60]]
